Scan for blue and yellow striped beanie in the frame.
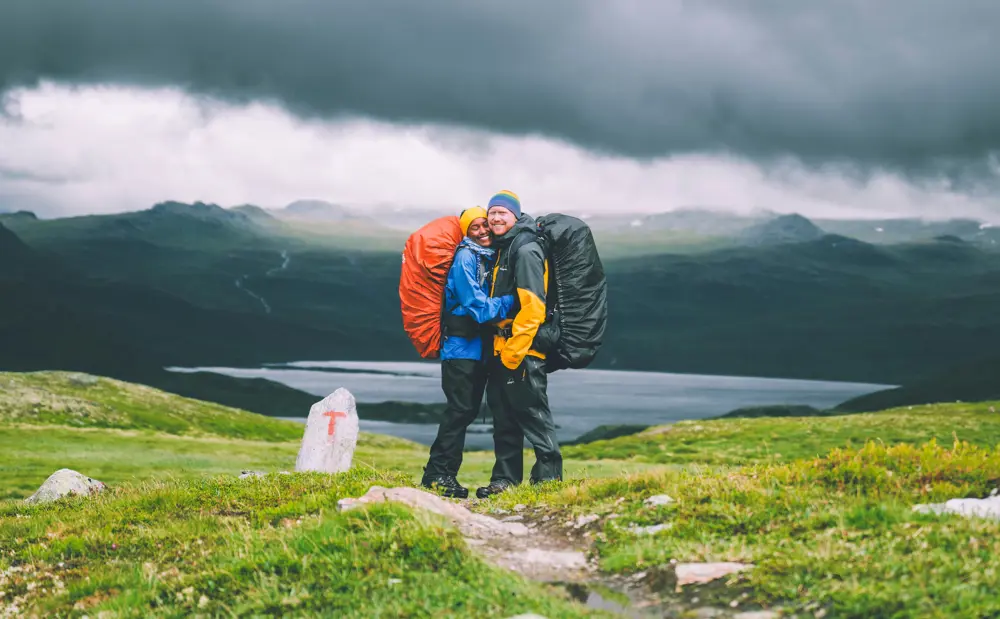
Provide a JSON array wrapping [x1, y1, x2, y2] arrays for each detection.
[[487, 190, 521, 218]]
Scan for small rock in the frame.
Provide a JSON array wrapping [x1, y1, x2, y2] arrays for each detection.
[[645, 494, 674, 507], [513, 504, 527, 512], [628, 523, 672, 536], [388, 578, 402, 585], [734, 612, 780, 619], [501, 515, 525, 523], [238, 471, 266, 479], [573, 514, 600, 528], [690, 609, 728, 619], [25, 469, 105, 504], [675, 562, 753, 586], [914, 495, 1000, 520], [504, 548, 587, 571], [66, 373, 99, 387]]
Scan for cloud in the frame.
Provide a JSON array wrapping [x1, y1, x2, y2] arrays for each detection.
[[2, 83, 996, 221], [1, 1, 999, 173]]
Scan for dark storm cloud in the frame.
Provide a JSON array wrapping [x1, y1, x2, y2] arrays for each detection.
[[1, 0, 999, 170]]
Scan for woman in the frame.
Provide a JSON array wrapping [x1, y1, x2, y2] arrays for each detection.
[[421, 206, 514, 498]]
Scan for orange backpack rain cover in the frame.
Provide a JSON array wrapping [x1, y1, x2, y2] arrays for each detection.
[[399, 215, 464, 359]]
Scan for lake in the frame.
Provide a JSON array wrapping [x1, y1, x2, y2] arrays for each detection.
[[169, 361, 892, 449]]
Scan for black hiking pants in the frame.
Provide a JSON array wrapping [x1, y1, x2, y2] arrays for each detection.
[[487, 355, 563, 485], [423, 359, 488, 481]]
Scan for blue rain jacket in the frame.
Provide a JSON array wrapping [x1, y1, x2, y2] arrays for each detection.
[[441, 242, 514, 361]]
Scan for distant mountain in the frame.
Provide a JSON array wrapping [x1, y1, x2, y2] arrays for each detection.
[[278, 200, 357, 221], [601, 234, 1000, 383], [0, 222, 37, 278], [837, 355, 1000, 412], [230, 204, 276, 222], [582, 208, 768, 236], [817, 217, 985, 245], [9, 202, 1000, 389], [0, 210, 39, 224], [740, 213, 825, 246]]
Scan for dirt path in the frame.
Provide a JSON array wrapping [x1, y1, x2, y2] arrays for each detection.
[[338, 486, 778, 618]]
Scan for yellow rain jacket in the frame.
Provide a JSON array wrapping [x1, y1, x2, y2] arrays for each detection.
[[489, 215, 549, 370]]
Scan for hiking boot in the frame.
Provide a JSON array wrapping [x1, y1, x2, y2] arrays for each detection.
[[475, 479, 514, 499], [421, 475, 469, 499]]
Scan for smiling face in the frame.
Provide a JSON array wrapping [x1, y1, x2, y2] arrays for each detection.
[[466, 217, 491, 247], [488, 207, 517, 236]]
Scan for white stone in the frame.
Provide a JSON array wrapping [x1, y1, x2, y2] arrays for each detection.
[[338, 486, 530, 538], [294, 388, 359, 473], [675, 562, 752, 586], [645, 494, 674, 507], [573, 514, 600, 528], [734, 611, 780, 619], [628, 523, 672, 535], [914, 495, 1000, 520], [25, 469, 105, 504], [505, 548, 588, 571]]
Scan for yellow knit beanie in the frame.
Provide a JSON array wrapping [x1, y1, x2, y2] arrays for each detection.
[[459, 206, 488, 236]]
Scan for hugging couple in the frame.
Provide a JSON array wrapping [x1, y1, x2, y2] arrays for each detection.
[[421, 190, 562, 500]]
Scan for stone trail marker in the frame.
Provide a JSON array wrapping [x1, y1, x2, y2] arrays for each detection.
[[295, 388, 360, 473]]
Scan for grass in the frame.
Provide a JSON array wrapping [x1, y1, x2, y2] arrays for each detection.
[[0, 471, 605, 618], [562, 401, 1000, 465], [0, 372, 303, 442], [485, 439, 1000, 617], [6, 370, 1000, 616], [0, 424, 658, 501], [0, 371, 660, 500]]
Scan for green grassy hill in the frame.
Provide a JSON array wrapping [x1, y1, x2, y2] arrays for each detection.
[[3, 372, 1000, 616]]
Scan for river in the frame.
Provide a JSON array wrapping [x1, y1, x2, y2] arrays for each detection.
[[169, 361, 892, 449]]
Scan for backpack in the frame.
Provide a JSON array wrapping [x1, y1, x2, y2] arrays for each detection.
[[513, 213, 608, 372], [399, 216, 464, 359]]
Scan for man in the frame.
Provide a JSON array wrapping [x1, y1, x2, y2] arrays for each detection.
[[421, 206, 514, 498], [476, 190, 563, 499]]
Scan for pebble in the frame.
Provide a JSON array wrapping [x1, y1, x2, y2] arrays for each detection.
[[675, 562, 753, 586], [628, 523, 672, 536], [644, 494, 674, 507], [573, 514, 600, 528]]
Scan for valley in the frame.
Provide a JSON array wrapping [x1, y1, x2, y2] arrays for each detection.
[[4, 201, 1000, 413]]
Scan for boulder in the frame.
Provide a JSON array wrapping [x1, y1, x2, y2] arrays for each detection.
[[295, 388, 359, 473], [25, 469, 105, 504]]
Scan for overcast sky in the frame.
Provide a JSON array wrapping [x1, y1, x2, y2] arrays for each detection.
[[2, 1, 999, 219]]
